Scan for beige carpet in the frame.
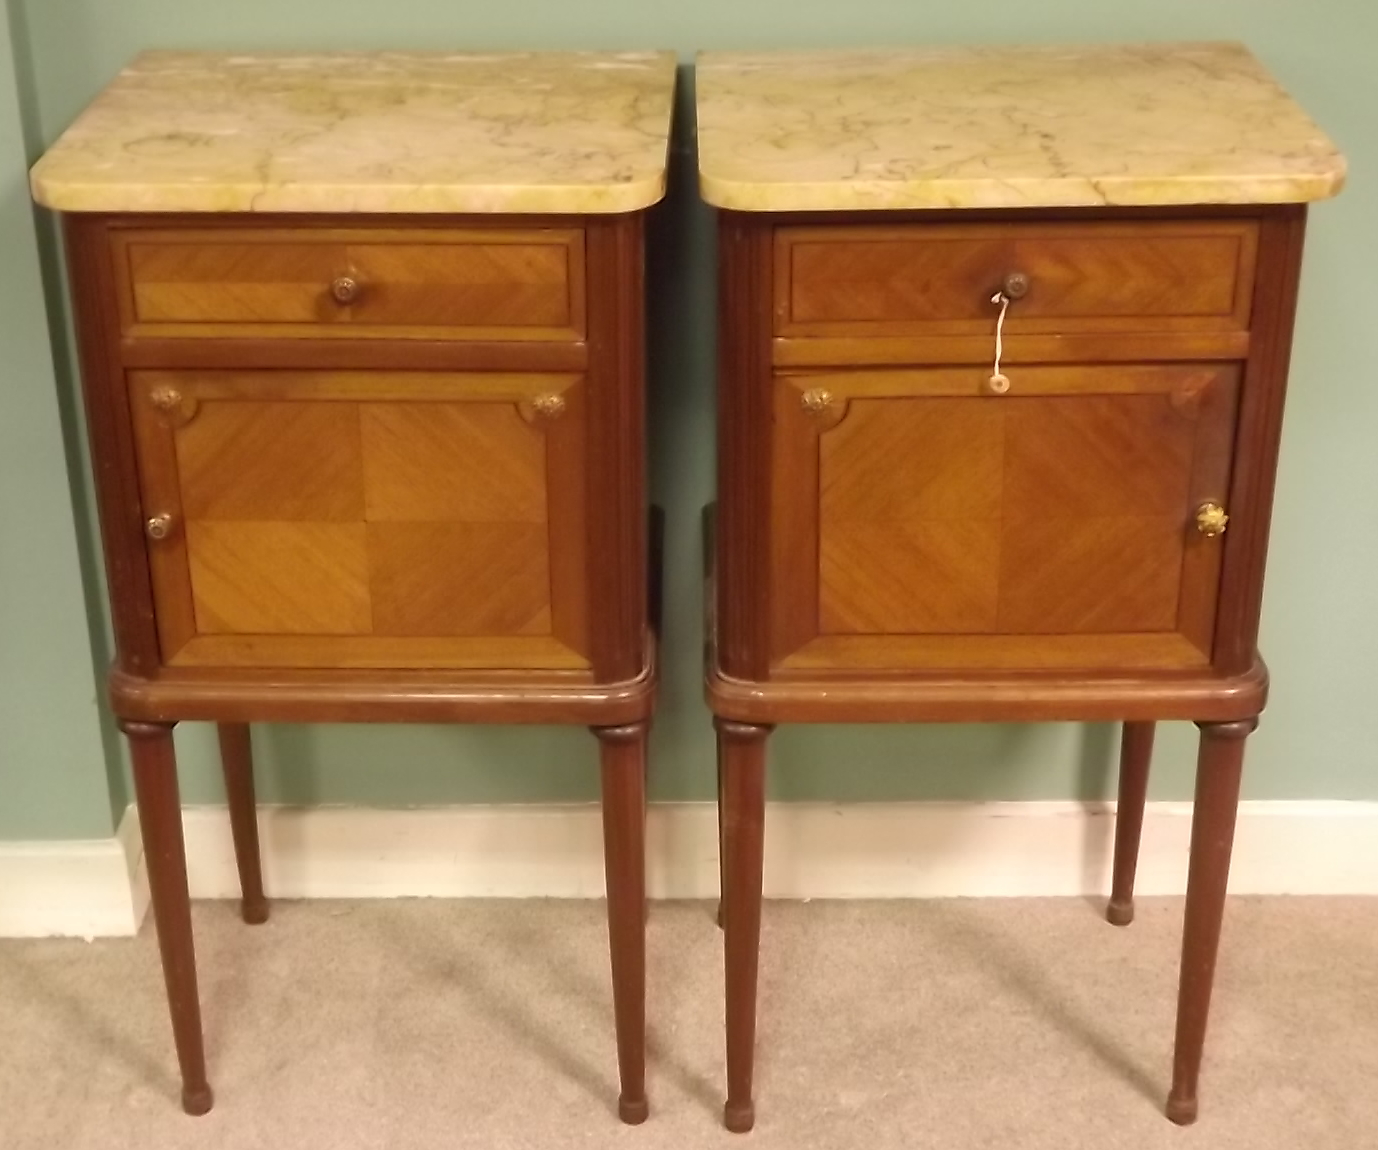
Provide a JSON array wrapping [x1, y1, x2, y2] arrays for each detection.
[[2, 897, 1376, 1149]]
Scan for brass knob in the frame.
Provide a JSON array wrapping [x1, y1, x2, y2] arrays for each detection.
[[1195, 502, 1229, 537], [149, 385, 182, 412], [801, 388, 835, 414], [330, 276, 361, 305], [145, 513, 175, 541], [531, 393, 566, 420], [1002, 271, 1031, 299]]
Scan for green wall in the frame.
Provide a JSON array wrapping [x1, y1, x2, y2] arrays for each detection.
[[2, 0, 1374, 838], [0, 0, 119, 837]]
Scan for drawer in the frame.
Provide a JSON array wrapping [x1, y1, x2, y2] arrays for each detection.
[[775, 221, 1258, 338], [111, 227, 585, 341]]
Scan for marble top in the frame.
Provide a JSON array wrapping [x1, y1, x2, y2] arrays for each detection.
[[31, 51, 677, 214], [695, 43, 1346, 211]]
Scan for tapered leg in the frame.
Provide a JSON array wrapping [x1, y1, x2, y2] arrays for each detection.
[[1166, 717, 1255, 1125], [594, 722, 649, 1125], [716, 735, 726, 928], [718, 718, 770, 1134], [1107, 721, 1156, 926], [122, 720, 213, 1116], [217, 723, 268, 925]]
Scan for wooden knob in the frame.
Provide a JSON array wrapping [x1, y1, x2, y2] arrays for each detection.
[[330, 276, 361, 305]]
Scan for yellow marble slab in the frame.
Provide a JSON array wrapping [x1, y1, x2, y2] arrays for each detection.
[[696, 43, 1346, 211], [31, 51, 677, 214]]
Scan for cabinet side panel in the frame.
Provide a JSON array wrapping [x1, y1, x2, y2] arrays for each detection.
[[1215, 206, 1307, 674], [584, 213, 647, 682], [716, 212, 775, 679], [64, 214, 161, 675]]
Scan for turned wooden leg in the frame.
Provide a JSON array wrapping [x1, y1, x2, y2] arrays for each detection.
[[123, 721, 213, 1116], [595, 722, 649, 1125], [1166, 717, 1255, 1125], [217, 723, 268, 925], [1107, 721, 1156, 926], [718, 718, 770, 1134]]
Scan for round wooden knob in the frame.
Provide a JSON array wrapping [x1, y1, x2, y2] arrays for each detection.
[[330, 276, 361, 305], [1002, 271, 1030, 299]]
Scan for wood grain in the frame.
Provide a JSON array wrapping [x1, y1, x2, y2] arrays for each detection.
[[167, 633, 587, 671], [360, 403, 547, 524], [777, 220, 1258, 337], [187, 521, 371, 636], [367, 522, 552, 637], [113, 225, 585, 341], [125, 368, 589, 669], [771, 365, 1238, 671], [773, 331, 1250, 368]]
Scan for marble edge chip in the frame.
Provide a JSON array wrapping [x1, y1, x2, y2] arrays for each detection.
[[30, 49, 679, 215]]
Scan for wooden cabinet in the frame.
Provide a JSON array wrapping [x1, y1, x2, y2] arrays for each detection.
[[33, 49, 675, 1125], [697, 42, 1345, 1135]]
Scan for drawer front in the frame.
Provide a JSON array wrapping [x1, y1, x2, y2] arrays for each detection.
[[113, 227, 585, 341], [128, 370, 589, 671], [769, 363, 1239, 674], [776, 221, 1258, 338]]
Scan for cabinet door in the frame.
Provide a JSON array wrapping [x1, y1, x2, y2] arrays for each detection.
[[770, 364, 1239, 673], [129, 370, 588, 671]]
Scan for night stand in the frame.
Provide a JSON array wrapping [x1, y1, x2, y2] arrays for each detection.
[[32, 49, 675, 1123], [696, 42, 1345, 1131]]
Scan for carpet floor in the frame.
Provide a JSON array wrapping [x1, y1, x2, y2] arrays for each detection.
[[2, 897, 1376, 1149]]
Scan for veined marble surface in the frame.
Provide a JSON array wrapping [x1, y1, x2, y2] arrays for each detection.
[[31, 51, 677, 214], [696, 43, 1346, 211]]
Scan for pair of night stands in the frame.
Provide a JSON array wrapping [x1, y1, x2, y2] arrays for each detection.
[[30, 44, 1344, 1132]]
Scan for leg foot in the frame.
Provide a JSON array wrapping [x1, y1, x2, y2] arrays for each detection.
[[724, 1099, 756, 1134], [1165, 1092, 1199, 1126], [718, 719, 770, 1133], [1167, 717, 1255, 1125], [1107, 721, 1154, 927], [181, 1084, 215, 1116], [122, 720, 213, 1115], [618, 1094, 650, 1125], [1105, 898, 1135, 927], [218, 723, 268, 925], [595, 722, 649, 1126]]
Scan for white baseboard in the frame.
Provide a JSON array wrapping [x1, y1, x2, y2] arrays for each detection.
[[0, 810, 146, 938], [6, 800, 1378, 938]]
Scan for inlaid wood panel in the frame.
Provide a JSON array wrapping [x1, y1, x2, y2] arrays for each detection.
[[773, 364, 1240, 673], [127, 370, 589, 670], [368, 523, 552, 637], [113, 227, 585, 341], [361, 404, 546, 523], [776, 220, 1258, 339], [187, 522, 371, 635]]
